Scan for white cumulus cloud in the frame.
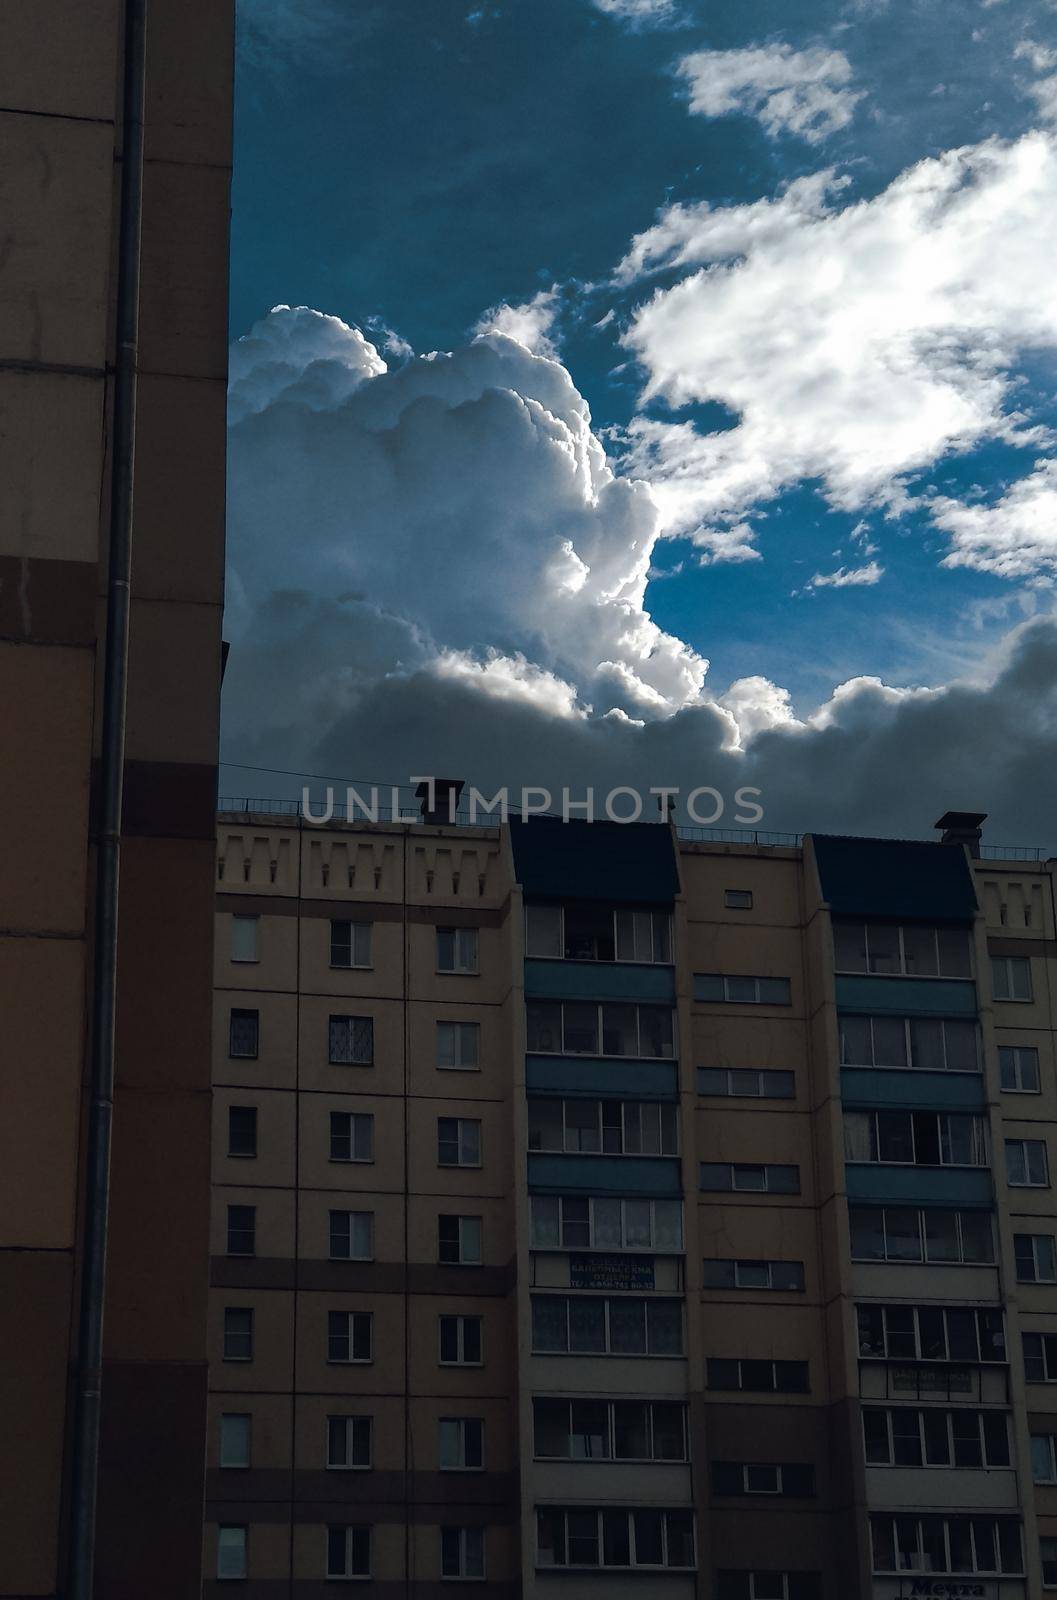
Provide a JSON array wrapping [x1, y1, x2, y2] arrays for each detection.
[[614, 133, 1057, 569], [934, 459, 1057, 576], [590, 0, 680, 26], [471, 287, 562, 357], [807, 560, 885, 589], [677, 42, 863, 144]]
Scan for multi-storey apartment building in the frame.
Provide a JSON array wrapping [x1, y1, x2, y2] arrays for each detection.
[[207, 802, 1057, 1599], [0, 3, 231, 1595]]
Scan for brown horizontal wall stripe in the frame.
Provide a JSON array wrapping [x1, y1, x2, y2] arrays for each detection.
[[207, 1472, 518, 1517], [0, 553, 97, 645], [215, 892, 508, 928], [210, 1256, 517, 1296], [988, 935, 1057, 958]]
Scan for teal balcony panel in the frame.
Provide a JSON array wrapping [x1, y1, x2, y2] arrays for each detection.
[[527, 1151, 683, 1197], [844, 1163, 993, 1208], [835, 974, 977, 1016], [524, 958, 675, 1003], [841, 1067, 986, 1112], [525, 1055, 678, 1099]]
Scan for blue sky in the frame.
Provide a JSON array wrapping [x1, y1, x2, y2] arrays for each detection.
[[222, 0, 1057, 838]]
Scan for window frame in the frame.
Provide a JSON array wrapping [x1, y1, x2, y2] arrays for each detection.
[[327, 1310, 373, 1365], [1015, 1232, 1057, 1284], [216, 1524, 248, 1581], [1006, 1137, 1049, 1188], [329, 1110, 374, 1164], [832, 920, 974, 979], [856, 1303, 1006, 1364], [861, 1405, 1011, 1469], [226, 1204, 256, 1257], [227, 1104, 258, 1159], [438, 1213, 483, 1266], [329, 918, 372, 969], [699, 1162, 800, 1195], [526, 999, 677, 1060], [439, 1313, 483, 1367], [869, 1513, 1023, 1576], [228, 1007, 259, 1060], [702, 1258, 805, 1292], [441, 1525, 486, 1581], [436, 925, 479, 975], [436, 1019, 481, 1071], [839, 1013, 980, 1072], [694, 973, 792, 1006], [532, 1397, 689, 1464], [328, 1208, 374, 1262], [326, 1414, 372, 1471], [527, 1096, 679, 1157], [849, 1206, 995, 1265], [222, 1307, 253, 1363], [529, 1194, 684, 1253], [706, 1357, 810, 1394], [696, 1067, 795, 1099], [530, 1294, 685, 1358], [328, 1013, 374, 1066], [524, 903, 673, 965], [991, 954, 1033, 1002], [325, 1525, 371, 1581], [842, 1108, 989, 1168], [535, 1506, 696, 1571], [230, 914, 260, 964], [437, 1116, 483, 1168], [1000, 1044, 1041, 1093], [439, 1416, 485, 1472], [219, 1412, 252, 1470]]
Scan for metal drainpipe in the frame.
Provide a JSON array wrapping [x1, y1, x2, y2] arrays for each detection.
[[67, 0, 147, 1594]]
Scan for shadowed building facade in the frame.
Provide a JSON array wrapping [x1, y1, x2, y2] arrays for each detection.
[[0, 2, 232, 1594], [207, 807, 1057, 1598]]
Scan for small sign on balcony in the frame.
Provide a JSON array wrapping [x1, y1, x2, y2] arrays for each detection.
[[569, 1253, 655, 1291]]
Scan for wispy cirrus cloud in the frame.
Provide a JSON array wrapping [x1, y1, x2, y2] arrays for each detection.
[[807, 560, 886, 590], [676, 42, 864, 144]]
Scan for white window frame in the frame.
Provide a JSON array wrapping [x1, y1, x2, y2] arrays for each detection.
[[1042, 1535, 1057, 1588], [695, 973, 791, 1005], [329, 1110, 374, 1164], [327, 1310, 373, 1364], [849, 1206, 994, 1265], [227, 1104, 257, 1158], [230, 914, 259, 964], [1032, 1433, 1057, 1484], [706, 1358, 809, 1394], [436, 1019, 481, 1071], [438, 1213, 483, 1266], [1000, 1044, 1041, 1093], [217, 1525, 247, 1581], [869, 1513, 1023, 1576], [326, 1525, 371, 1580], [526, 1000, 677, 1060], [532, 1397, 688, 1463], [530, 1294, 685, 1358], [535, 1506, 696, 1571], [328, 1209, 374, 1262], [862, 1406, 1010, 1469], [226, 1204, 256, 1257], [219, 1413, 251, 1469], [696, 1067, 795, 1099], [1015, 1232, 1057, 1283], [527, 1097, 679, 1157], [702, 1258, 805, 1292], [843, 1109, 989, 1168], [1006, 1138, 1049, 1188], [1023, 1332, 1057, 1383], [328, 1013, 374, 1066], [698, 1162, 799, 1194], [439, 1416, 484, 1471], [439, 1313, 483, 1367], [856, 1303, 1005, 1364], [437, 925, 479, 974], [437, 1117, 482, 1168], [724, 889, 753, 910], [222, 1307, 253, 1362], [992, 955, 1033, 1002], [330, 918, 372, 969], [529, 1195, 684, 1253], [833, 920, 973, 979], [326, 1414, 372, 1471], [524, 904, 673, 965], [441, 1525, 486, 1581], [839, 1013, 980, 1072]]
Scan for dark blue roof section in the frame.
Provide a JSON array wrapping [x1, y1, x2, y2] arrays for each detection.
[[509, 817, 680, 905], [812, 834, 978, 922]]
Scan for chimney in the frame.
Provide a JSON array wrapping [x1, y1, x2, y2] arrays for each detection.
[[934, 810, 987, 858], [415, 777, 464, 824]]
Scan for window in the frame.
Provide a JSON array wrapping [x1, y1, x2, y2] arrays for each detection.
[[226, 1205, 256, 1257], [697, 1067, 794, 1099], [439, 1314, 482, 1366], [694, 973, 791, 1005], [1015, 1232, 1057, 1283], [441, 1526, 485, 1580], [531, 1295, 684, 1357], [843, 1110, 988, 1167], [1043, 1538, 1057, 1588], [703, 1259, 805, 1292], [330, 919, 371, 968], [438, 1214, 482, 1265], [992, 955, 1032, 1001], [536, 1507, 695, 1570], [326, 1526, 371, 1579], [700, 1163, 800, 1195], [328, 1310, 372, 1363], [716, 1575, 824, 1600], [525, 904, 672, 964], [856, 1304, 1005, 1363], [869, 1514, 1022, 1575], [329, 1210, 373, 1261], [849, 1207, 994, 1265], [533, 1398, 687, 1462], [527, 1097, 678, 1156], [1000, 1045, 1041, 1092], [438, 1117, 482, 1167], [436, 1020, 480, 1070], [437, 926, 478, 973], [711, 1463, 816, 1497], [227, 1105, 257, 1158], [839, 1014, 979, 1071], [1006, 1138, 1048, 1187], [439, 1417, 484, 1470], [526, 999, 675, 1058], [329, 1014, 373, 1065], [862, 1407, 1009, 1468], [725, 889, 753, 910], [706, 1359, 809, 1394], [228, 1008, 259, 1059], [231, 915, 259, 963], [219, 1414, 251, 1469], [530, 1195, 684, 1253], [217, 1526, 247, 1581], [330, 1110, 373, 1163], [1023, 1332, 1057, 1382], [223, 1308, 253, 1362], [833, 921, 972, 978], [327, 1415, 372, 1470], [1031, 1433, 1057, 1483]]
